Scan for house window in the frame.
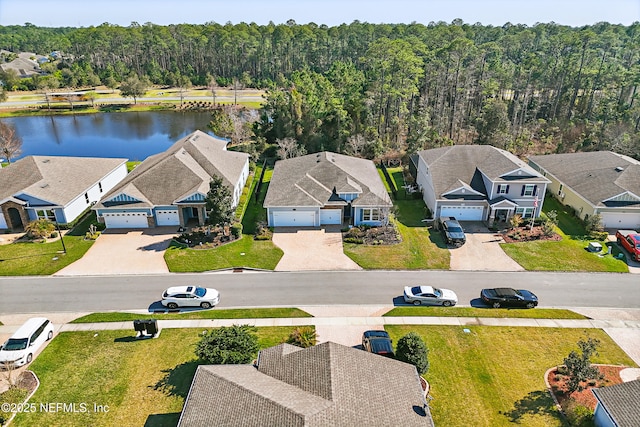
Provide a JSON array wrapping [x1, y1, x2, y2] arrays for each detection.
[[98, 182, 103, 193], [558, 184, 563, 196], [85, 193, 90, 203], [38, 210, 56, 221], [515, 207, 534, 218], [362, 208, 381, 221], [497, 184, 509, 195], [523, 185, 535, 196]]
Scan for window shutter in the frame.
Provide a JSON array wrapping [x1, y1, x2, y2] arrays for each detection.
[[506, 185, 510, 193], [521, 186, 525, 196]]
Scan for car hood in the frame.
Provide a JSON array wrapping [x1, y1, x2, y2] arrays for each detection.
[[0, 349, 25, 362], [441, 289, 458, 302], [204, 289, 220, 299]]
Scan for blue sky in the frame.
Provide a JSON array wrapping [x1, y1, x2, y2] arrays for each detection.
[[1, 0, 638, 27]]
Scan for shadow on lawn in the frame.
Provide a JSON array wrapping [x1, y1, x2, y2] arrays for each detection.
[[153, 360, 200, 398], [501, 390, 564, 424], [144, 412, 181, 427]]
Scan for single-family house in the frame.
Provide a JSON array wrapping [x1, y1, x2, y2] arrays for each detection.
[[0, 51, 46, 78], [264, 151, 393, 227], [412, 145, 549, 223], [178, 341, 434, 427], [592, 379, 640, 427], [528, 151, 640, 229], [93, 130, 249, 229], [0, 156, 127, 230]]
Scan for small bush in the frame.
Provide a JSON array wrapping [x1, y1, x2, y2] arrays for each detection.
[[195, 324, 259, 364], [589, 231, 608, 241], [285, 326, 317, 348], [344, 237, 364, 244], [231, 223, 243, 238], [564, 398, 593, 427], [395, 332, 430, 375]]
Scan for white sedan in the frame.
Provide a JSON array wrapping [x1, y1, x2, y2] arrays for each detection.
[[161, 286, 220, 309], [403, 285, 458, 307]]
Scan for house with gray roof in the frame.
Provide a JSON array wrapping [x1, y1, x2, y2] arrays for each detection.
[[93, 130, 249, 229], [0, 51, 46, 78], [178, 341, 433, 427], [592, 379, 640, 427], [0, 156, 127, 230], [412, 146, 549, 223], [264, 152, 393, 227], [528, 151, 640, 229]]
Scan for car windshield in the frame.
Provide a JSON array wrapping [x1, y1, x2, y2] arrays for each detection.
[[194, 287, 207, 297], [433, 288, 442, 297], [447, 225, 463, 233], [2, 338, 28, 351]]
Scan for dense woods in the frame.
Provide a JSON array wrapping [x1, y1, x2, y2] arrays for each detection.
[[1, 20, 639, 160]]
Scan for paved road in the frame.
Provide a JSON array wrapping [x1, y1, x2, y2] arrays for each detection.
[[1, 270, 639, 314]]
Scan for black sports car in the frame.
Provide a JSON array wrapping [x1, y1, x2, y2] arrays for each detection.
[[438, 217, 466, 246], [362, 330, 394, 357], [480, 287, 538, 308]]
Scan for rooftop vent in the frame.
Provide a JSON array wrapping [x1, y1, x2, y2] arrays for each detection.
[[615, 166, 624, 172], [42, 159, 50, 163], [40, 183, 49, 188]]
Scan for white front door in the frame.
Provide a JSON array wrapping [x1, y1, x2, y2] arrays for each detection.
[[440, 205, 484, 221], [600, 212, 640, 229], [103, 212, 149, 228], [272, 210, 315, 227], [156, 210, 180, 226], [320, 209, 342, 225]]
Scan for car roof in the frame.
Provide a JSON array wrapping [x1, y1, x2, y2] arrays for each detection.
[[10, 318, 50, 338], [165, 286, 196, 294], [417, 285, 435, 294], [494, 288, 517, 296]]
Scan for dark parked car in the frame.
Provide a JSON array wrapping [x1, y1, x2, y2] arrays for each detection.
[[438, 217, 466, 246], [480, 287, 538, 308], [362, 330, 394, 357]]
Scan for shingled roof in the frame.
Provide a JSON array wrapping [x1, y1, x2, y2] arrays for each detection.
[[0, 156, 127, 206], [94, 130, 248, 209], [178, 342, 433, 427], [263, 152, 392, 208], [528, 151, 640, 207], [592, 379, 640, 427], [416, 145, 545, 198]]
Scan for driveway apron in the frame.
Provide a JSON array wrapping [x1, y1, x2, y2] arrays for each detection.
[[449, 222, 524, 271], [272, 226, 362, 271], [54, 228, 175, 276]]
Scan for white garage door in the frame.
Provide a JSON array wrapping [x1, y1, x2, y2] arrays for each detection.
[[103, 212, 149, 228], [601, 212, 640, 229], [439, 206, 484, 221], [156, 210, 180, 226], [320, 209, 342, 225], [272, 210, 315, 227]]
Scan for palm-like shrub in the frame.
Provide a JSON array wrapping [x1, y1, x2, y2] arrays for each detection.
[[25, 219, 56, 239], [285, 326, 317, 348]]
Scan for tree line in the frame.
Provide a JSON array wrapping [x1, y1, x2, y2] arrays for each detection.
[[1, 20, 639, 160]]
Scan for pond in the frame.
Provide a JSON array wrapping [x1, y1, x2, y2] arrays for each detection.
[[3, 111, 216, 162]]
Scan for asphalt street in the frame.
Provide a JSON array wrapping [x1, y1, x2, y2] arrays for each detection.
[[1, 270, 639, 314]]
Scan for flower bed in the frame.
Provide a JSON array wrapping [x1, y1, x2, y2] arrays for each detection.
[[502, 225, 561, 243]]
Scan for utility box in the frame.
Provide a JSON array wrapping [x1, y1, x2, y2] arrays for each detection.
[[144, 319, 158, 336], [133, 319, 159, 338], [133, 320, 146, 333], [588, 242, 603, 252]]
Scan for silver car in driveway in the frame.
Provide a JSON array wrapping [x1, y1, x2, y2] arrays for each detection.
[[403, 285, 458, 306]]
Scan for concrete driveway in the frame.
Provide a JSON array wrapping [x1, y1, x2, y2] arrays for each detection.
[[55, 227, 176, 276], [272, 226, 362, 271], [449, 222, 524, 271]]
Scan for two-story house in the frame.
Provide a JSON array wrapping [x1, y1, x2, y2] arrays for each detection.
[[412, 146, 550, 224]]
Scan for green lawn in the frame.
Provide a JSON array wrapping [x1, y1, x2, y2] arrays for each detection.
[[500, 197, 628, 272], [344, 196, 450, 269], [71, 308, 312, 323], [0, 213, 96, 276], [12, 327, 300, 427], [164, 165, 283, 272], [384, 307, 587, 319], [386, 325, 636, 427]]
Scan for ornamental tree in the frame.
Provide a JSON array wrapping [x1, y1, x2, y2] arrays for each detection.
[[195, 324, 259, 365], [205, 175, 234, 227], [563, 337, 603, 394], [395, 332, 430, 375]]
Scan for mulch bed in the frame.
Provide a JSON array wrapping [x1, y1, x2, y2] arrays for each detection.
[[343, 225, 401, 245], [501, 225, 562, 243], [14, 370, 38, 394], [547, 365, 625, 411]]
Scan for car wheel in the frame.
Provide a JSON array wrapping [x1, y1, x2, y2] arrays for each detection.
[[167, 302, 178, 310], [413, 300, 421, 306], [492, 302, 501, 308], [26, 353, 33, 364], [443, 301, 452, 307], [47, 330, 53, 340], [526, 302, 535, 309], [201, 302, 212, 309]]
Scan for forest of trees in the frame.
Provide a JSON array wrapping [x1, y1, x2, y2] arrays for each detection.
[[1, 20, 639, 160]]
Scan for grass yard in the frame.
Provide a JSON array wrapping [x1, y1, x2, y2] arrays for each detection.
[[71, 308, 312, 323], [500, 197, 628, 272], [164, 165, 283, 272], [385, 325, 636, 427], [384, 306, 586, 319], [13, 327, 300, 427], [0, 213, 96, 276], [344, 194, 450, 269]]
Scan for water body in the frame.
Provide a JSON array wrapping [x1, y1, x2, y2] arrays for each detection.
[[3, 111, 215, 162]]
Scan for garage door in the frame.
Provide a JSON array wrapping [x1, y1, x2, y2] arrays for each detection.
[[156, 210, 180, 226], [103, 212, 149, 228], [439, 206, 484, 221], [272, 210, 315, 227], [601, 212, 640, 229], [320, 209, 342, 225]]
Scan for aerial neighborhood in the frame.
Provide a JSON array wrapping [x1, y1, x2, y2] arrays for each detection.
[[1, 12, 640, 427]]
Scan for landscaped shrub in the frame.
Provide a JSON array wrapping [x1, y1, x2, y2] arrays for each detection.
[[344, 237, 364, 244], [589, 231, 608, 241], [231, 223, 243, 238], [285, 326, 317, 348], [195, 324, 259, 364], [395, 332, 429, 375], [564, 398, 593, 427]]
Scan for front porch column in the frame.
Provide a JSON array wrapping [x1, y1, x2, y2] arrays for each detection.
[[198, 206, 205, 226]]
